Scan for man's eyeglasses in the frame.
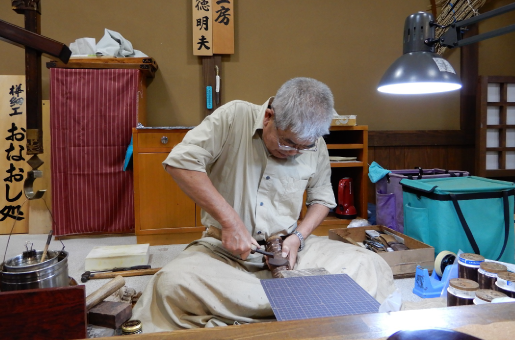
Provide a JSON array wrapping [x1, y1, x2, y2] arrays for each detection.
[[271, 106, 318, 152]]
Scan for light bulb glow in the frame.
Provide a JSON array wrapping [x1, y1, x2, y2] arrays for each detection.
[[378, 82, 462, 94]]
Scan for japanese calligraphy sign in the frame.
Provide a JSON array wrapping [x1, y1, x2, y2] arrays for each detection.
[[0, 76, 30, 234], [193, 0, 213, 56], [213, 0, 234, 54], [193, 0, 234, 55]]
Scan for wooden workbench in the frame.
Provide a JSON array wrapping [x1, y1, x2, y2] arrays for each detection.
[[97, 303, 515, 339]]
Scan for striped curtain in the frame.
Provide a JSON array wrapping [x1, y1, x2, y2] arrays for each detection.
[[50, 68, 139, 235]]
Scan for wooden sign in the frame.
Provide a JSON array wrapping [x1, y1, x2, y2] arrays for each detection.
[[192, 0, 213, 56], [0, 76, 30, 234], [213, 0, 234, 54]]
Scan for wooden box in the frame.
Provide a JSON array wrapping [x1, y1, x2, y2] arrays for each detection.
[[0, 285, 87, 339], [329, 225, 434, 277]]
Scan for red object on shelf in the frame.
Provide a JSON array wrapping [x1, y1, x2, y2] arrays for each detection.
[[335, 177, 357, 219]]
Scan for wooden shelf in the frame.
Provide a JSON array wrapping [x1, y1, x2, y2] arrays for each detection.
[[327, 144, 364, 149], [330, 161, 364, 168]]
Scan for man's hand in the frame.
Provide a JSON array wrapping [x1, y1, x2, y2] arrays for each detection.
[[220, 215, 260, 260], [281, 234, 302, 269]]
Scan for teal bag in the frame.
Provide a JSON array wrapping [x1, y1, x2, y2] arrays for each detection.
[[400, 176, 515, 264]]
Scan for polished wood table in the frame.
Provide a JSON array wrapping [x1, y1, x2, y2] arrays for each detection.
[[100, 303, 515, 339]]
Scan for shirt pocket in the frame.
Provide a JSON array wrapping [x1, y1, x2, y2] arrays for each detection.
[[275, 178, 309, 217]]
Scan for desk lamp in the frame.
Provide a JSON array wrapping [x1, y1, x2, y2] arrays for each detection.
[[378, 2, 515, 94]]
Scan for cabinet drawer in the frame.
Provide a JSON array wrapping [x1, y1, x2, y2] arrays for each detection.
[[137, 130, 188, 149]]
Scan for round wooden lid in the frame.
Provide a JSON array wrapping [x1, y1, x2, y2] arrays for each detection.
[[475, 289, 507, 302], [497, 271, 515, 282], [479, 262, 508, 274], [459, 253, 485, 262], [449, 278, 479, 291]]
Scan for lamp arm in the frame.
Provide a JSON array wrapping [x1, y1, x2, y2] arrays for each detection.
[[439, 2, 515, 49]]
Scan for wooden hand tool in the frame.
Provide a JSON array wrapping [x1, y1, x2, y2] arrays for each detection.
[[251, 244, 288, 267], [84, 268, 161, 281], [40, 230, 53, 263], [86, 275, 125, 310], [81, 265, 152, 282]]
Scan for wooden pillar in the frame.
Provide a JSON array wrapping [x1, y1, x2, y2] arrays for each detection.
[[12, 0, 43, 155], [202, 55, 222, 116]]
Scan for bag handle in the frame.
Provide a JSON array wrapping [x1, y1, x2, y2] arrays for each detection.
[[450, 191, 510, 261]]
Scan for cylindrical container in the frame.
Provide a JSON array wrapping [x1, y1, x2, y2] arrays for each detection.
[[121, 320, 142, 335], [478, 262, 507, 290], [447, 278, 479, 307], [0, 250, 69, 291], [473, 289, 508, 305], [495, 271, 515, 298], [458, 253, 484, 282]]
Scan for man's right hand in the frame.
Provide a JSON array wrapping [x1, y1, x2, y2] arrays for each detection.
[[220, 215, 260, 260], [166, 166, 260, 260]]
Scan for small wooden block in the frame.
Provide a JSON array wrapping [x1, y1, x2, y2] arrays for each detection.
[[279, 268, 331, 278], [87, 301, 132, 329]]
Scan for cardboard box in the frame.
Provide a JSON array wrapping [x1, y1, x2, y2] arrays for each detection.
[[329, 225, 434, 277], [331, 115, 356, 126]]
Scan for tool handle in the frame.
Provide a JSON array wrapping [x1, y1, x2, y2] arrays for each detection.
[[250, 244, 274, 257], [90, 268, 161, 280], [85, 275, 125, 310], [112, 265, 151, 272]]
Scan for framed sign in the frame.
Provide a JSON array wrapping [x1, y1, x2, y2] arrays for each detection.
[[0, 75, 30, 234]]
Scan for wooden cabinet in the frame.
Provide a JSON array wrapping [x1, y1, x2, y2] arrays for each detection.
[[133, 128, 204, 245], [305, 125, 369, 236], [134, 126, 368, 244]]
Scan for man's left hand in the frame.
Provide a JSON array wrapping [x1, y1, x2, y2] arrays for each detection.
[[281, 234, 301, 269]]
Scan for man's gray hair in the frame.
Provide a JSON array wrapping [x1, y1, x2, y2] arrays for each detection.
[[273, 77, 334, 141]]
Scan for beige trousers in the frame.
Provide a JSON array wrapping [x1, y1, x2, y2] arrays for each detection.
[[131, 235, 395, 333]]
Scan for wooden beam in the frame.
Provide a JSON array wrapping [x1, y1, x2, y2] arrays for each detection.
[[369, 130, 474, 147]]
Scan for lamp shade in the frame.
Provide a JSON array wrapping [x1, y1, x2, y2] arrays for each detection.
[[377, 51, 462, 94], [377, 11, 462, 94]]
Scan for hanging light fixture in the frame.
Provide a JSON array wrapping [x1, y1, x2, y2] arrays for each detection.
[[378, 3, 515, 95], [377, 11, 462, 94]]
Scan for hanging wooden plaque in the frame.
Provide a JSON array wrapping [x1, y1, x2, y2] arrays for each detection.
[[192, 0, 213, 56], [213, 0, 234, 54], [0, 76, 30, 234]]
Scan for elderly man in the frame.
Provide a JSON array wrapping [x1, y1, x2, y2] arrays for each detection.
[[132, 77, 395, 332]]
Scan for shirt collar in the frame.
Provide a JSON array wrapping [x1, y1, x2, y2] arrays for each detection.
[[252, 97, 273, 134]]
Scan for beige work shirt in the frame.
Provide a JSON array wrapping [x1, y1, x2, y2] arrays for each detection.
[[163, 99, 336, 242]]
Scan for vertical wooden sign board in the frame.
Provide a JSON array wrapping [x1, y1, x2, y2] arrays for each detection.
[[213, 0, 235, 54], [0, 76, 30, 234], [193, 0, 214, 56]]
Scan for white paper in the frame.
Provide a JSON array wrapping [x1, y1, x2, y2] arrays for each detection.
[[487, 106, 500, 125], [507, 129, 515, 147], [507, 107, 515, 125], [486, 151, 499, 170], [488, 83, 501, 102], [506, 151, 515, 169], [487, 129, 499, 147], [508, 83, 515, 102]]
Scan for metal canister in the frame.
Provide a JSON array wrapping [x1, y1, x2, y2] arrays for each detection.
[[458, 253, 484, 282], [473, 289, 507, 305], [121, 320, 142, 335], [477, 262, 507, 290], [0, 250, 69, 291], [495, 271, 515, 298], [447, 278, 479, 307]]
